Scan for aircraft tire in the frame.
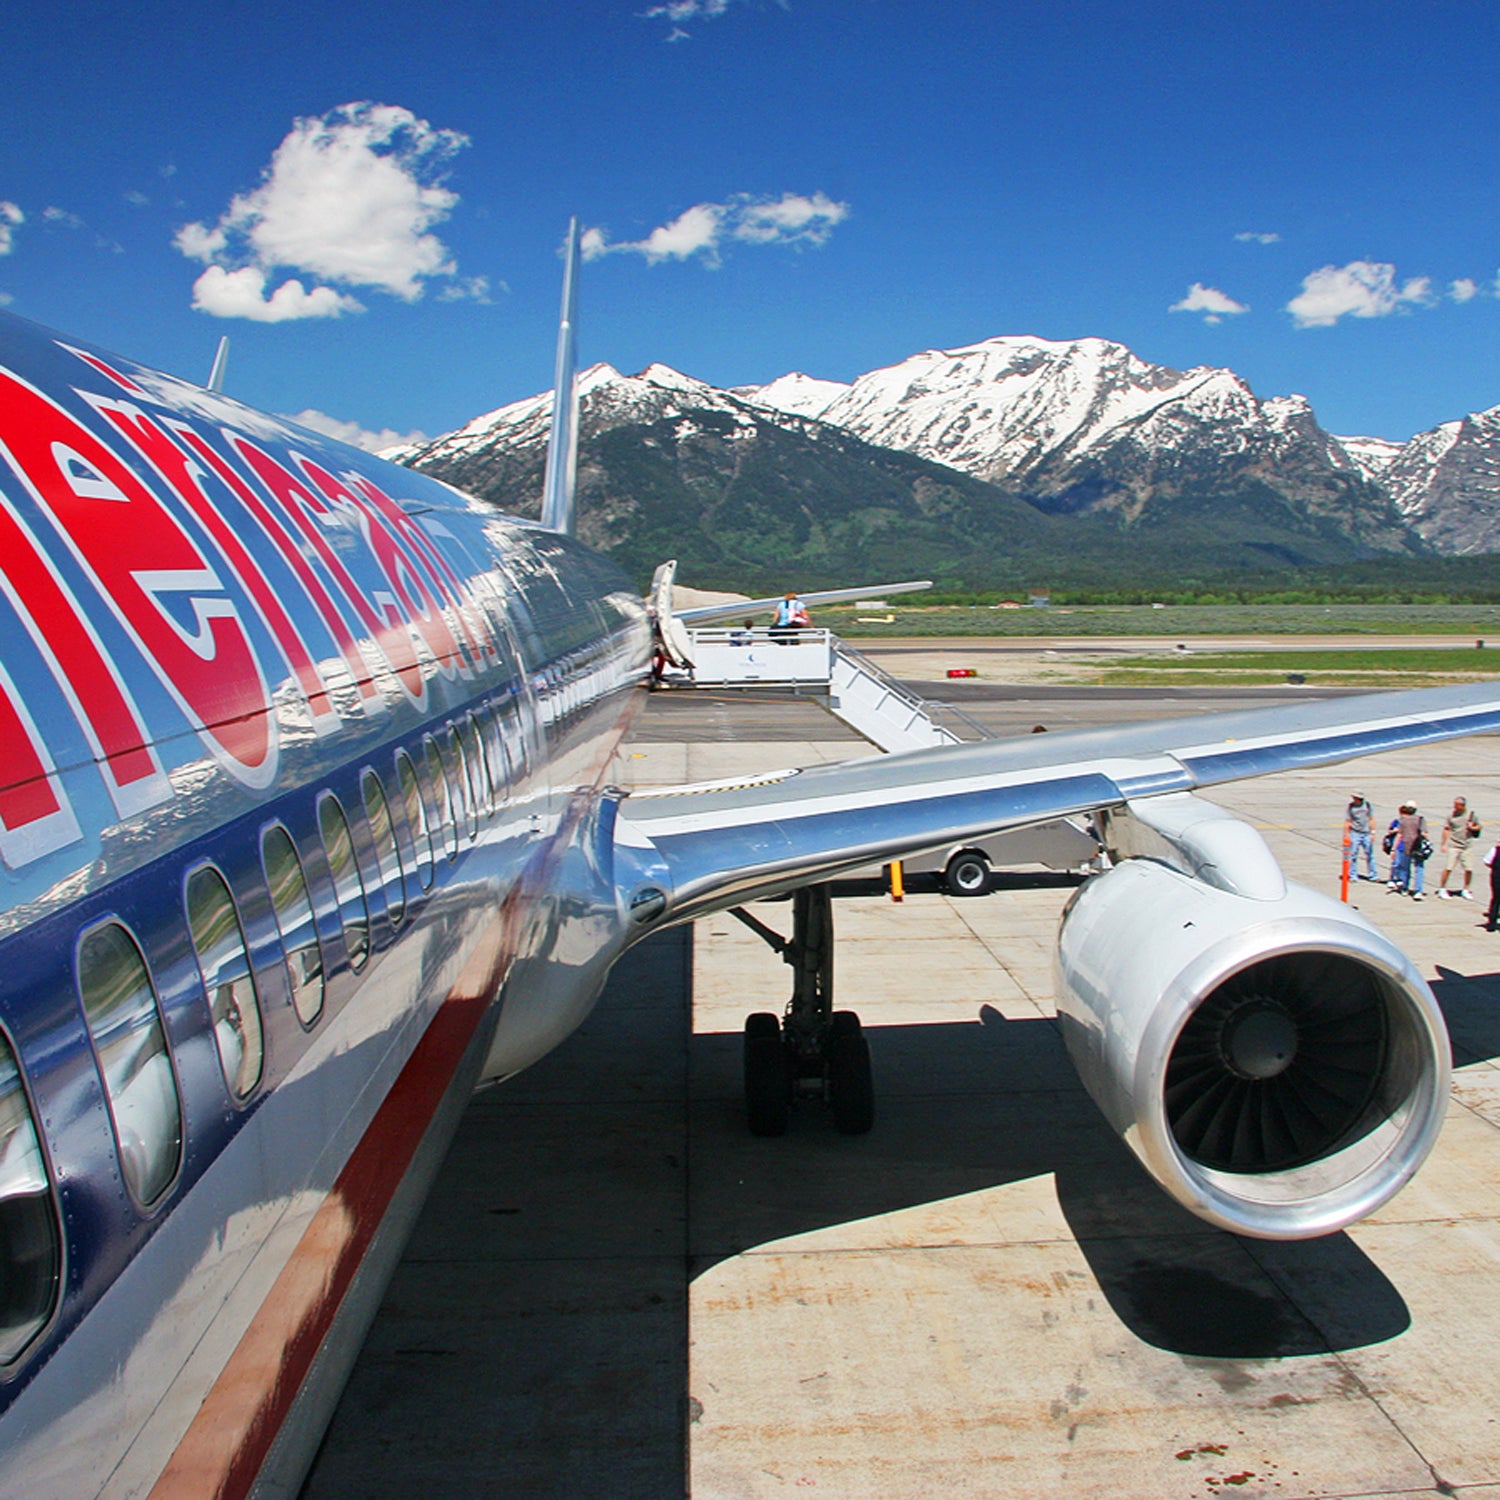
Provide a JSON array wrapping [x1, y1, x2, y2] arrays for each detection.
[[828, 1012, 874, 1134], [945, 849, 991, 897], [744, 1013, 790, 1136]]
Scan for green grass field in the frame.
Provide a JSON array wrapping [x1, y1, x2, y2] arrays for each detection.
[[1087, 646, 1500, 688], [821, 603, 1500, 638]]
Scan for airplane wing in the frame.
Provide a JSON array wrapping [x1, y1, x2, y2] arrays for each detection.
[[671, 577, 933, 627], [614, 678, 1500, 923], [613, 677, 1500, 1242]]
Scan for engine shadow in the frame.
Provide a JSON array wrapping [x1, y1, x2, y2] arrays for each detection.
[[306, 925, 1442, 1500], [1430, 964, 1500, 1067], [688, 993, 1411, 1361]]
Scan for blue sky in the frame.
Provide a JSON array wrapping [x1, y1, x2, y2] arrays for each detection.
[[3, 0, 1498, 448]]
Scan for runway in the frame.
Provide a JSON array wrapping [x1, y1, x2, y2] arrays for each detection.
[[302, 669, 1500, 1499]]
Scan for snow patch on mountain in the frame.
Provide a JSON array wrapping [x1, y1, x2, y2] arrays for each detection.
[[738, 371, 849, 418], [1332, 434, 1406, 483]]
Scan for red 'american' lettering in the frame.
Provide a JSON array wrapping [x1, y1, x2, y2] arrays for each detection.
[[90, 399, 340, 734], [231, 437, 430, 707], [0, 365, 275, 789]]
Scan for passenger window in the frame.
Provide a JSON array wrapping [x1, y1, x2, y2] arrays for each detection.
[[498, 701, 526, 784], [480, 705, 509, 802], [185, 867, 264, 1100], [465, 713, 493, 816], [449, 726, 479, 840], [261, 825, 325, 1026], [361, 769, 406, 927], [424, 735, 458, 861], [0, 1031, 60, 1365], [396, 749, 434, 891], [77, 922, 181, 1207], [318, 795, 370, 971]]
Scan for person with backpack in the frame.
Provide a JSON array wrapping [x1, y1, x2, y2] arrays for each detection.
[[1390, 801, 1430, 900], [1436, 796, 1483, 900], [771, 590, 811, 643]]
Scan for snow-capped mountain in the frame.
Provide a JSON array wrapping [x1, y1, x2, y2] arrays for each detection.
[[1368, 405, 1500, 553], [739, 336, 1407, 548], [398, 360, 773, 470], [393, 331, 1500, 588]]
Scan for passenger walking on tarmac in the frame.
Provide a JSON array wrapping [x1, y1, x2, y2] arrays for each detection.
[[771, 590, 810, 644], [1346, 793, 1376, 880], [1485, 843, 1500, 931], [1390, 801, 1429, 899], [1383, 813, 1403, 885], [1436, 796, 1482, 900]]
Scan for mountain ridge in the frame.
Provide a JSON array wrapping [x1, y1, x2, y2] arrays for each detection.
[[393, 333, 1500, 590]]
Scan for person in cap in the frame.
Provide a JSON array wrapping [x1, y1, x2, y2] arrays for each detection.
[[1346, 792, 1376, 881]]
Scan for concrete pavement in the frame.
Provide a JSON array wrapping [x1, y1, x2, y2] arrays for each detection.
[[304, 683, 1500, 1500]]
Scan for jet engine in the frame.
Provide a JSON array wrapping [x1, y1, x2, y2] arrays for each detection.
[[1055, 797, 1451, 1239]]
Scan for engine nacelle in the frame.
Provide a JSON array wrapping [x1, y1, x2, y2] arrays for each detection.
[[1056, 855, 1451, 1239]]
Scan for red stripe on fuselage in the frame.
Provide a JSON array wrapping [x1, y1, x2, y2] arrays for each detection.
[[148, 912, 512, 1500]]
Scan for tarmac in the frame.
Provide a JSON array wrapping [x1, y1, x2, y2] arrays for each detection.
[[302, 658, 1500, 1500]]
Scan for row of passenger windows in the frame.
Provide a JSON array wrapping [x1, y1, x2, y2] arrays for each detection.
[[0, 698, 527, 1371]]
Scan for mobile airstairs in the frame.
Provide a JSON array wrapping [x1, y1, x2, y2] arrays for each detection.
[[678, 626, 1099, 886], [684, 627, 976, 753]]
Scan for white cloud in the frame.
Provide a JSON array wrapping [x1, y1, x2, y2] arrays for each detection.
[[585, 191, 848, 265], [1451, 277, 1480, 303], [642, 0, 730, 39], [37, 204, 121, 255], [1169, 283, 1249, 325], [733, 191, 847, 245], [175, 101, 475, 320], [1235, 231, 1280, 245], [125, 190, 149, 208], [285, 408, 428, 453], [0, 202, 23, 256], [1286, 260, 1435, 327], [190, 265, 363, 322], [436, 274, 497, 303]]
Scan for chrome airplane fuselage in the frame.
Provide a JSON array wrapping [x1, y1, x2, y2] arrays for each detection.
[[0, 309, 650, 1497]]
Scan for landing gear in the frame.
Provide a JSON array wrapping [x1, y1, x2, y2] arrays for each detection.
[[945, 848, 991, 897], [730, 885, 874, 1134], [827, 1010, 874, 1134], [744, 1012, 789, 1136]]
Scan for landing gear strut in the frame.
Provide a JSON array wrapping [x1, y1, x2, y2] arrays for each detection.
[[732, 885, 874, 1136]]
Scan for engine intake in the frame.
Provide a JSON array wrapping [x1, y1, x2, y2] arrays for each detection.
[[1056, 856, 1450, 1239]]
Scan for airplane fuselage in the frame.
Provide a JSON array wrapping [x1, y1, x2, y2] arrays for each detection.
[[0, 310, 650, 1496]]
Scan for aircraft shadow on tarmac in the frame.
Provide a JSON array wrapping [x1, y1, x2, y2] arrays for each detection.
[[305, 929, 1500, 1498], [687, 995, 1412, 1364]]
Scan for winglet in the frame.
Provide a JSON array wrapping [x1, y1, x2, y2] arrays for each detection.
[[540, 217, 582, 535], [207, 336, 230, 393]]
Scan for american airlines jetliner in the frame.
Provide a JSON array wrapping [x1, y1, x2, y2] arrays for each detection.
[[0, 226, 1493, 1497]]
